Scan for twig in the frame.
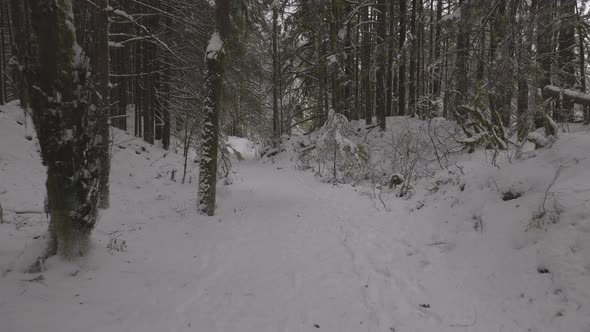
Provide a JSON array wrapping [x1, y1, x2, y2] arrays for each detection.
[[21, 274, 47, 286]]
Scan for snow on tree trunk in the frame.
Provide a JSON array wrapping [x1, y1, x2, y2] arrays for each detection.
[[90, 0, 111, 210], [19, 0, 101, 258], [198, 0, 230, 216]]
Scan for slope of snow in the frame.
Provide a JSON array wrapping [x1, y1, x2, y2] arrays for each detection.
[[1, 103, 590, 332]]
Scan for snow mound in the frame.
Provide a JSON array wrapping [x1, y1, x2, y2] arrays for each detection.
[[227, 136, 256, 160]]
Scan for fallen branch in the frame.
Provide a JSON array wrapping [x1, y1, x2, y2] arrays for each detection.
[[543, 85, 590, 107]]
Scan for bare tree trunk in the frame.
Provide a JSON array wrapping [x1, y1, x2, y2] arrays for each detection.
[[272, 6, 279, 139], [361, 2, 372, 124], [580, 5, 589, 125], [386, 0, 395, 117], [408, 0, 417, 116], [535, 0, 553, 131], [556, 0, 576, 123], [398, 0, 406, 116], [0, 1, 6, 105], [454, 0, 469, 124], [90, 0, 111, 210], [375, 0, 387, 130], [433, 0, 442, 114]]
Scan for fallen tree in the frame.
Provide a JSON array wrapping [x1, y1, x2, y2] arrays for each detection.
[[543, 85, 590, 107]]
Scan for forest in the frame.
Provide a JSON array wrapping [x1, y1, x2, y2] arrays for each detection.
[[0, 0, 590, 331]]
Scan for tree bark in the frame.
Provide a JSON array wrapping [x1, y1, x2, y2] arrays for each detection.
[[556, 0, 576, 122], [453, 0, 469, 123], [375, 0, 387, 130], [408, 0, 417, 116], [21, 0, 101, 258], [90, 0, 111, 210], [386, 0, 395, 117], [398, 0, 406, 116], [198, 0, 231, 216], [361, 2, 372, 124]]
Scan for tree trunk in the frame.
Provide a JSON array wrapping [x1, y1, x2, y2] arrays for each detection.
[[408, 0, 417, 116], [398, 0, 406, 116], [535, 0, 553, 130], [272, 6, 279, 139], [198, 0, 231, 216], [361, 2, 372, 124], [432, 0, 442, 100], [21, 0, 101, 258], [375, 0, 387, 130], [454, 0, 469, 123], [90, 0, 111, 210], [0, 0, 6, 105], [386, 0, 395, 117], [556, 0, 576, 123], [580, 6, 589, 125]]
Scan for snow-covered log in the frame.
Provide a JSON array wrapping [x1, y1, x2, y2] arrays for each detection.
[[543, 85, 590, 107]]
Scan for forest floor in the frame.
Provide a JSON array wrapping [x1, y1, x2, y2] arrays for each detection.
[[1, 103, 590, 332]]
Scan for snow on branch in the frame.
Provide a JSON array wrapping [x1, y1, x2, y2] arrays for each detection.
[[542, 85, 590, 107]]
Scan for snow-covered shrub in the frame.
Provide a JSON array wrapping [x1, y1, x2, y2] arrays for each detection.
[[315, 110, 368, 182], [457, 105, 507, 153], [376, 118, 462, 197]]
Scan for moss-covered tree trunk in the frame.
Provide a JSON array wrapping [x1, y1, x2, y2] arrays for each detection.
[[20, 0, 100, 258], [198, 0, 231, 216]]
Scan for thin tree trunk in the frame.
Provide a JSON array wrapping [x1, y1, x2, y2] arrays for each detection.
[[398, 0, 406, 116], [272, 6, 279, 139], [376, 0, 387, 130], [580, 6, 589, 125], [557, 0, 576, 123], [386, 0, 395, 117], [0, 1, 6, 105], [454, 0, 469, 124], [91, 0, 111, 209], [535, 0, 553, 131], [361, 2, 372, 124], [408, 0, 417, 116]]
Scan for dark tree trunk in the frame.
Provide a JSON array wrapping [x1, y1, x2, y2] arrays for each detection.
[[386, 0, 395, 117], [398, 0, 406, 116], [0, 0, 6, 105], [90, 0, 111, 209], [408, 0, 417, 116], [361, 2, 372, 124], [272, 6, 279, 139], [580, 7, 589, 125], [556, 0, 576, 123], [432, 0, 442, 100], [198, 0, 231, 216], [454, 0, 469, 123], [20, 0, 101, 258], [535, 0, 553, 130], [375, 0, 387, 130]]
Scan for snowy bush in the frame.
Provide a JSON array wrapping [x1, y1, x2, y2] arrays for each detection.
[[457, 105, 507, 152], [315, 110, 368, 182], [374, 118, 462, 197]]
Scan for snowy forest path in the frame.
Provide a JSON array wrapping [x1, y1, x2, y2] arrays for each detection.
[[170, 160, 428, 332]]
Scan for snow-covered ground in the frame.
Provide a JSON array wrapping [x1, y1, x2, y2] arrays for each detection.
[[1, 103, 590, 332]]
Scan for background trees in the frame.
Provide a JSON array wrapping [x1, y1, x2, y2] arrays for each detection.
[[1, 0, 589, 223]]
